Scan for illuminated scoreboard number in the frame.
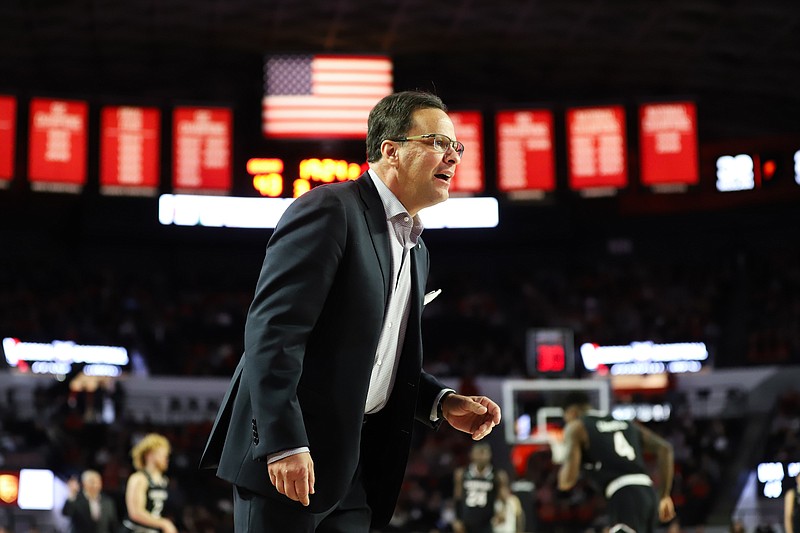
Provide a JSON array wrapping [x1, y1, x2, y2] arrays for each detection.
[[525, 328, 574, 377], [247, 157, 367, 198]]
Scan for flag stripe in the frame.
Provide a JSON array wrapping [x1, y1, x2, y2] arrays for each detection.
[[264, 108, 376, 120], [313, 72, 392, 85], [262, 95, 382, 109], [264, 122, 367, 134], [312, 85, 391, 96], [313, 57, 392, 72]]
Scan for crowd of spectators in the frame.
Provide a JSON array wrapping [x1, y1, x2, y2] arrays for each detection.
[[2, 234, 798, 380], [764, 389, 800, 465], [0, 377, 234, 532]]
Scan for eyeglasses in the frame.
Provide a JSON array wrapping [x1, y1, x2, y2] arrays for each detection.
[[390, 133, 465, 158]]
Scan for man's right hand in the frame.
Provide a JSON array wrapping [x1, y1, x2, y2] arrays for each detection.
[[267, 452, 316, 506], [659, 495, 676, 523]]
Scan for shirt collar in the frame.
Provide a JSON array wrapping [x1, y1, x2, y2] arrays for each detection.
[[367, 168, 425, 240]]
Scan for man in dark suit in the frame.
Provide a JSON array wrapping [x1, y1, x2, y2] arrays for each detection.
[[200, 90, 502, 532], [62, 470, 119, 533]]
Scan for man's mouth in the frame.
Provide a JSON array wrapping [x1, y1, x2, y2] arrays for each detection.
[[434, 173, 452, 182]]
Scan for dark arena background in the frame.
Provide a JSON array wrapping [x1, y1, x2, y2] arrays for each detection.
[[1, 1, 799, 532]]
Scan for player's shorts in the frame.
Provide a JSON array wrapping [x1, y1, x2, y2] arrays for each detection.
[[606, 483, 658, 533]]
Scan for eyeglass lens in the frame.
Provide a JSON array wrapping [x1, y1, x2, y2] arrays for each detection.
[[433, 135, 464, 156]]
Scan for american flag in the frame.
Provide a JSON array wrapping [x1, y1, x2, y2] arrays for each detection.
[[262, 54, 393, 139]]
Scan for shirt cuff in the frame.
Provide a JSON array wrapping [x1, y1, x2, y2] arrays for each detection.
[[430, 388, 457, 422], [267, 447, 310, 464]]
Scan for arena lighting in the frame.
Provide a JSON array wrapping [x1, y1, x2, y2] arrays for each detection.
[[611, 403, 671, 422], [2, 337, 129, 368], [794, 150, 800, 185], [17, 469, 55, 510], [158, 194, 499, 229], [580, 341, 708, 372], [0, 473, 18, 504]]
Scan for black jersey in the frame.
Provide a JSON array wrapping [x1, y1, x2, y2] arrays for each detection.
[[459, 464, 498, 531], [580, 414, 648, 493], [122, 471, 169, 533]]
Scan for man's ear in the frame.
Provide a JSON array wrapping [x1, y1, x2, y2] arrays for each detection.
[[381, 140, 400, 164]]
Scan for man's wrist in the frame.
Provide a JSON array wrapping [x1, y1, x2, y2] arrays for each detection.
[[437, 390, 456, 420]]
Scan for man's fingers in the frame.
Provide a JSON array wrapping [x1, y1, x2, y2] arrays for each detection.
[[469, 398, 488, 414], [294, 479, 310, 506], [472, 420, 495, 440], [268, 462, 314, 505], [275, 477, 286, 497]]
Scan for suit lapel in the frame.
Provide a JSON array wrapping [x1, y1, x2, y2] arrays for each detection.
[[357, 174, 391, 305], [411, 243, 425, 311]]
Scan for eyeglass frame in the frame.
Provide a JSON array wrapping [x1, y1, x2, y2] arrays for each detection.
[[388, 133, 465, 158]]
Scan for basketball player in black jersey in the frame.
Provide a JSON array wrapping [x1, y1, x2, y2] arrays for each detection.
[[122, 433, 177, 533], [452, 443, 510, 533], [554, 392, 675, 533], [785, 471, 800, 533]]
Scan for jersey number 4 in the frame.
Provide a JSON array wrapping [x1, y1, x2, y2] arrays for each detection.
[[613, 431, 636, 461]]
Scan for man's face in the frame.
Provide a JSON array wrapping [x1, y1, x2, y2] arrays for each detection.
[[150, 446, 170, 472], [562, 406, 579, 423], [471, 446, 492, 469], [393, 108, 461, 215], [83, 474, 101, 497]]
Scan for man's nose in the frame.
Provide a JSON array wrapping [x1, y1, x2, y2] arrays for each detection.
[[444, 146, 461, 164]]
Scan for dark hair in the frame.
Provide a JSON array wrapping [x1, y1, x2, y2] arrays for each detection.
[[365, 91, 447, 163], [561, 391, 591, 411]]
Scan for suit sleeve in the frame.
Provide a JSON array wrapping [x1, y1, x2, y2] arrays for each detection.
[[244, 188, 348, 460], [61, 498, 76, 517]]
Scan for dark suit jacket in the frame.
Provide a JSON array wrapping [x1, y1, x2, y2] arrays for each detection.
[[62, 492, 119, 533], [200, 173, 446, 526]]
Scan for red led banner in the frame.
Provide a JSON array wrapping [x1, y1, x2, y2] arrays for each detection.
[[0, 95, 15, 186], [639, 102, 698, 186], [448, 111, 484, 193], [496, 110, 555, 193], [566, 105, 628, 190], [100, 106, 161, 196], [28, 98, 88, 192], [172, 107, 232, 194]]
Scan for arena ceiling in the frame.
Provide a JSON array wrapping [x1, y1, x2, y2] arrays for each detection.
[[1, 0, 799, 141]]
